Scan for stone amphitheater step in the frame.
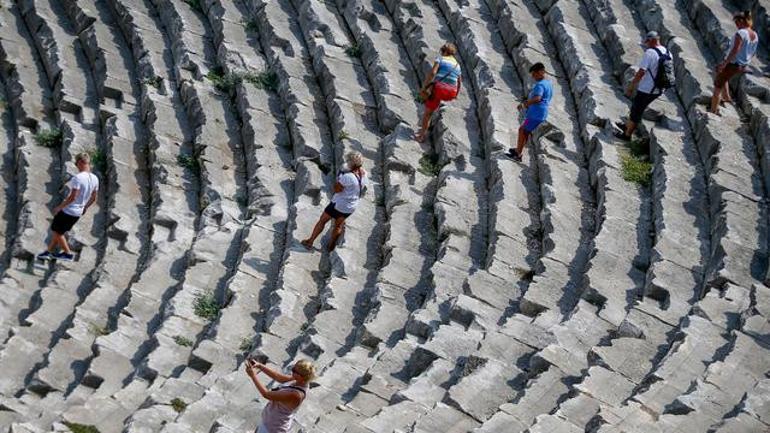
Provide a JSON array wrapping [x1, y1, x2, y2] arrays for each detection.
[[17, 0, 100, 123], [483, 0, 595, 320], [594, 283, 764, 432], [15, 0, 153, 411], [49, 0, 202, 427], [0, 2, 109, 396]]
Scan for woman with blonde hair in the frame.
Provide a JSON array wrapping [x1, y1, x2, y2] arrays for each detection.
[[301, 151, 367, 252], [246, 359, 316, 433], [710, 10, 759, 114], [415, 42, 462, 142]]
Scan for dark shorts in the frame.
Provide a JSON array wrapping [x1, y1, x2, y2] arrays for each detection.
[[714, 63, 746, 88], [520, 118, 545, 134], [51, 211, 80, 234], [324, 202, 352, 220], [629, 91, 661, 124]]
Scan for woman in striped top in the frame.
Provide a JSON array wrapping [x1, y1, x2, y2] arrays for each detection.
[[416, 43, 462, 142]]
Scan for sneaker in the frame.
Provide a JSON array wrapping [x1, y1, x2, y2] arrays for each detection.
[[505, 149, 522, 162], [36, 251, 52, 261], [614, 130, 631, 141], [614, 121, 626, 132], [53, 252, 75, 262]]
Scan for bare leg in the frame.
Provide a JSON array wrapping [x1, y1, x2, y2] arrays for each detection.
[[415, 107, 434, 142], [721, 82, 732, 103], [515, 126, 528, 156], [58, 232, 72, 254], [46, 234, 58, 253], [301, 212, 331, 249], [624, 119, 637, 138], [327, 217, 346, 252]]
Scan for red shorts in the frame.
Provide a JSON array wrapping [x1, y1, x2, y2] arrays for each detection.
[[425, 81, 458, 111]]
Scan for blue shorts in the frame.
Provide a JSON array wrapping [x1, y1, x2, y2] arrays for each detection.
[[521, 118, 544, 134]]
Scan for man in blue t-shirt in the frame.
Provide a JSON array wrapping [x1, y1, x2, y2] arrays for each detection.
[[506, 62, 553, 162]]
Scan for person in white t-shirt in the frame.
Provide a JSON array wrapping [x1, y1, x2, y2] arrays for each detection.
[[37, 152, 100, 262], [615, 31, 670, 141], [301, 151, 367, 252]]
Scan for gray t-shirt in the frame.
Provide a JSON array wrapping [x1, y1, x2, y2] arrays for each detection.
[[331, 170, 366, 214], [63, 171, 99, 216]]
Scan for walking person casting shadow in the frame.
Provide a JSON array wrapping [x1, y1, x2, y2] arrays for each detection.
[[301, 151, 368, 252], [37, 152, 99, 262], [246, 359, 315, 433], [415, 43, 462, 143], [710, 10, 758, 115]]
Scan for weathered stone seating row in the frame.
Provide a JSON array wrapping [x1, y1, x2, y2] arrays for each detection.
[[50, 0, 202, 427], [65, 4, 255, 430]]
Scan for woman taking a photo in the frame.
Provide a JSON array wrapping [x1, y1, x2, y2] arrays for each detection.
[[415, 43, 462, 142], [246, 359, 316, 433]]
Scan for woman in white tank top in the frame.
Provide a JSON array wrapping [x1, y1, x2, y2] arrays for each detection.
[[246, 359, 316, 433], [711, 10, 759, 114]]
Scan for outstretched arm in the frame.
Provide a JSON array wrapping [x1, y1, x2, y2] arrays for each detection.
[[251, 361, 294, 383], [246, 364, 301, 405]]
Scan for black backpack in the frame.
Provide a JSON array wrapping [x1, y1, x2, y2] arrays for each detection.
[[650, 47, 674, 92]]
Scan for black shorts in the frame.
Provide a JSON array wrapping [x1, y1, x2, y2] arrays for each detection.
[[324, 202, 351, 219], [51, 211, 80, 234], [629, 91, 661, 124]]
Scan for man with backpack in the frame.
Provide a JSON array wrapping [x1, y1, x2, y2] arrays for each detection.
[[615, 31, 673, 141]]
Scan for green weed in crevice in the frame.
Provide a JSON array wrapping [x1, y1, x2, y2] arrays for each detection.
[[63, 423, 100, 433], [345, 43, 362, 58], [87, 148, 108, 174], [143, 76, 163, 89], [418, 154, 443, 177], [193, 291, 221, 321], [183, 0, 203, 13], [34, 128, 63, 148], [173, 335, 193, 347], [242, 18, 259, 32], [177, 154, 200, 175], [243, 70, 279, 92], [239, 337, 253, 351], [620, 153, 652, 187], [170, 398, 187, 413]]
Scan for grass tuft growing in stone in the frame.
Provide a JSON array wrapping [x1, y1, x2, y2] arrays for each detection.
[[418, 154, 443, 177], [242, 18, 259, 32], [243, 70, 279, 92], [87, 148, 108, 174], [345, 43, 362, 58], [193, 291, 221, 321], [63, 422, 100, 433], [88, 323, 109, 336], [177, 154, 200, 175], [170, 398, 187, 413], [173, 335, 193, 347], [620, 153, 652, 187], [404, 2, 421, 17], [143, 76, 163, 89], [206, 68, 240, 93], [34, 128, 63, 148], [239, 337, 253, 351], [183, 0, 203, 13], [338, 130, 350, 141]]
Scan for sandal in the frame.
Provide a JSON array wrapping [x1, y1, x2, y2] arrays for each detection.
[[300, 239, 313, 250]]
